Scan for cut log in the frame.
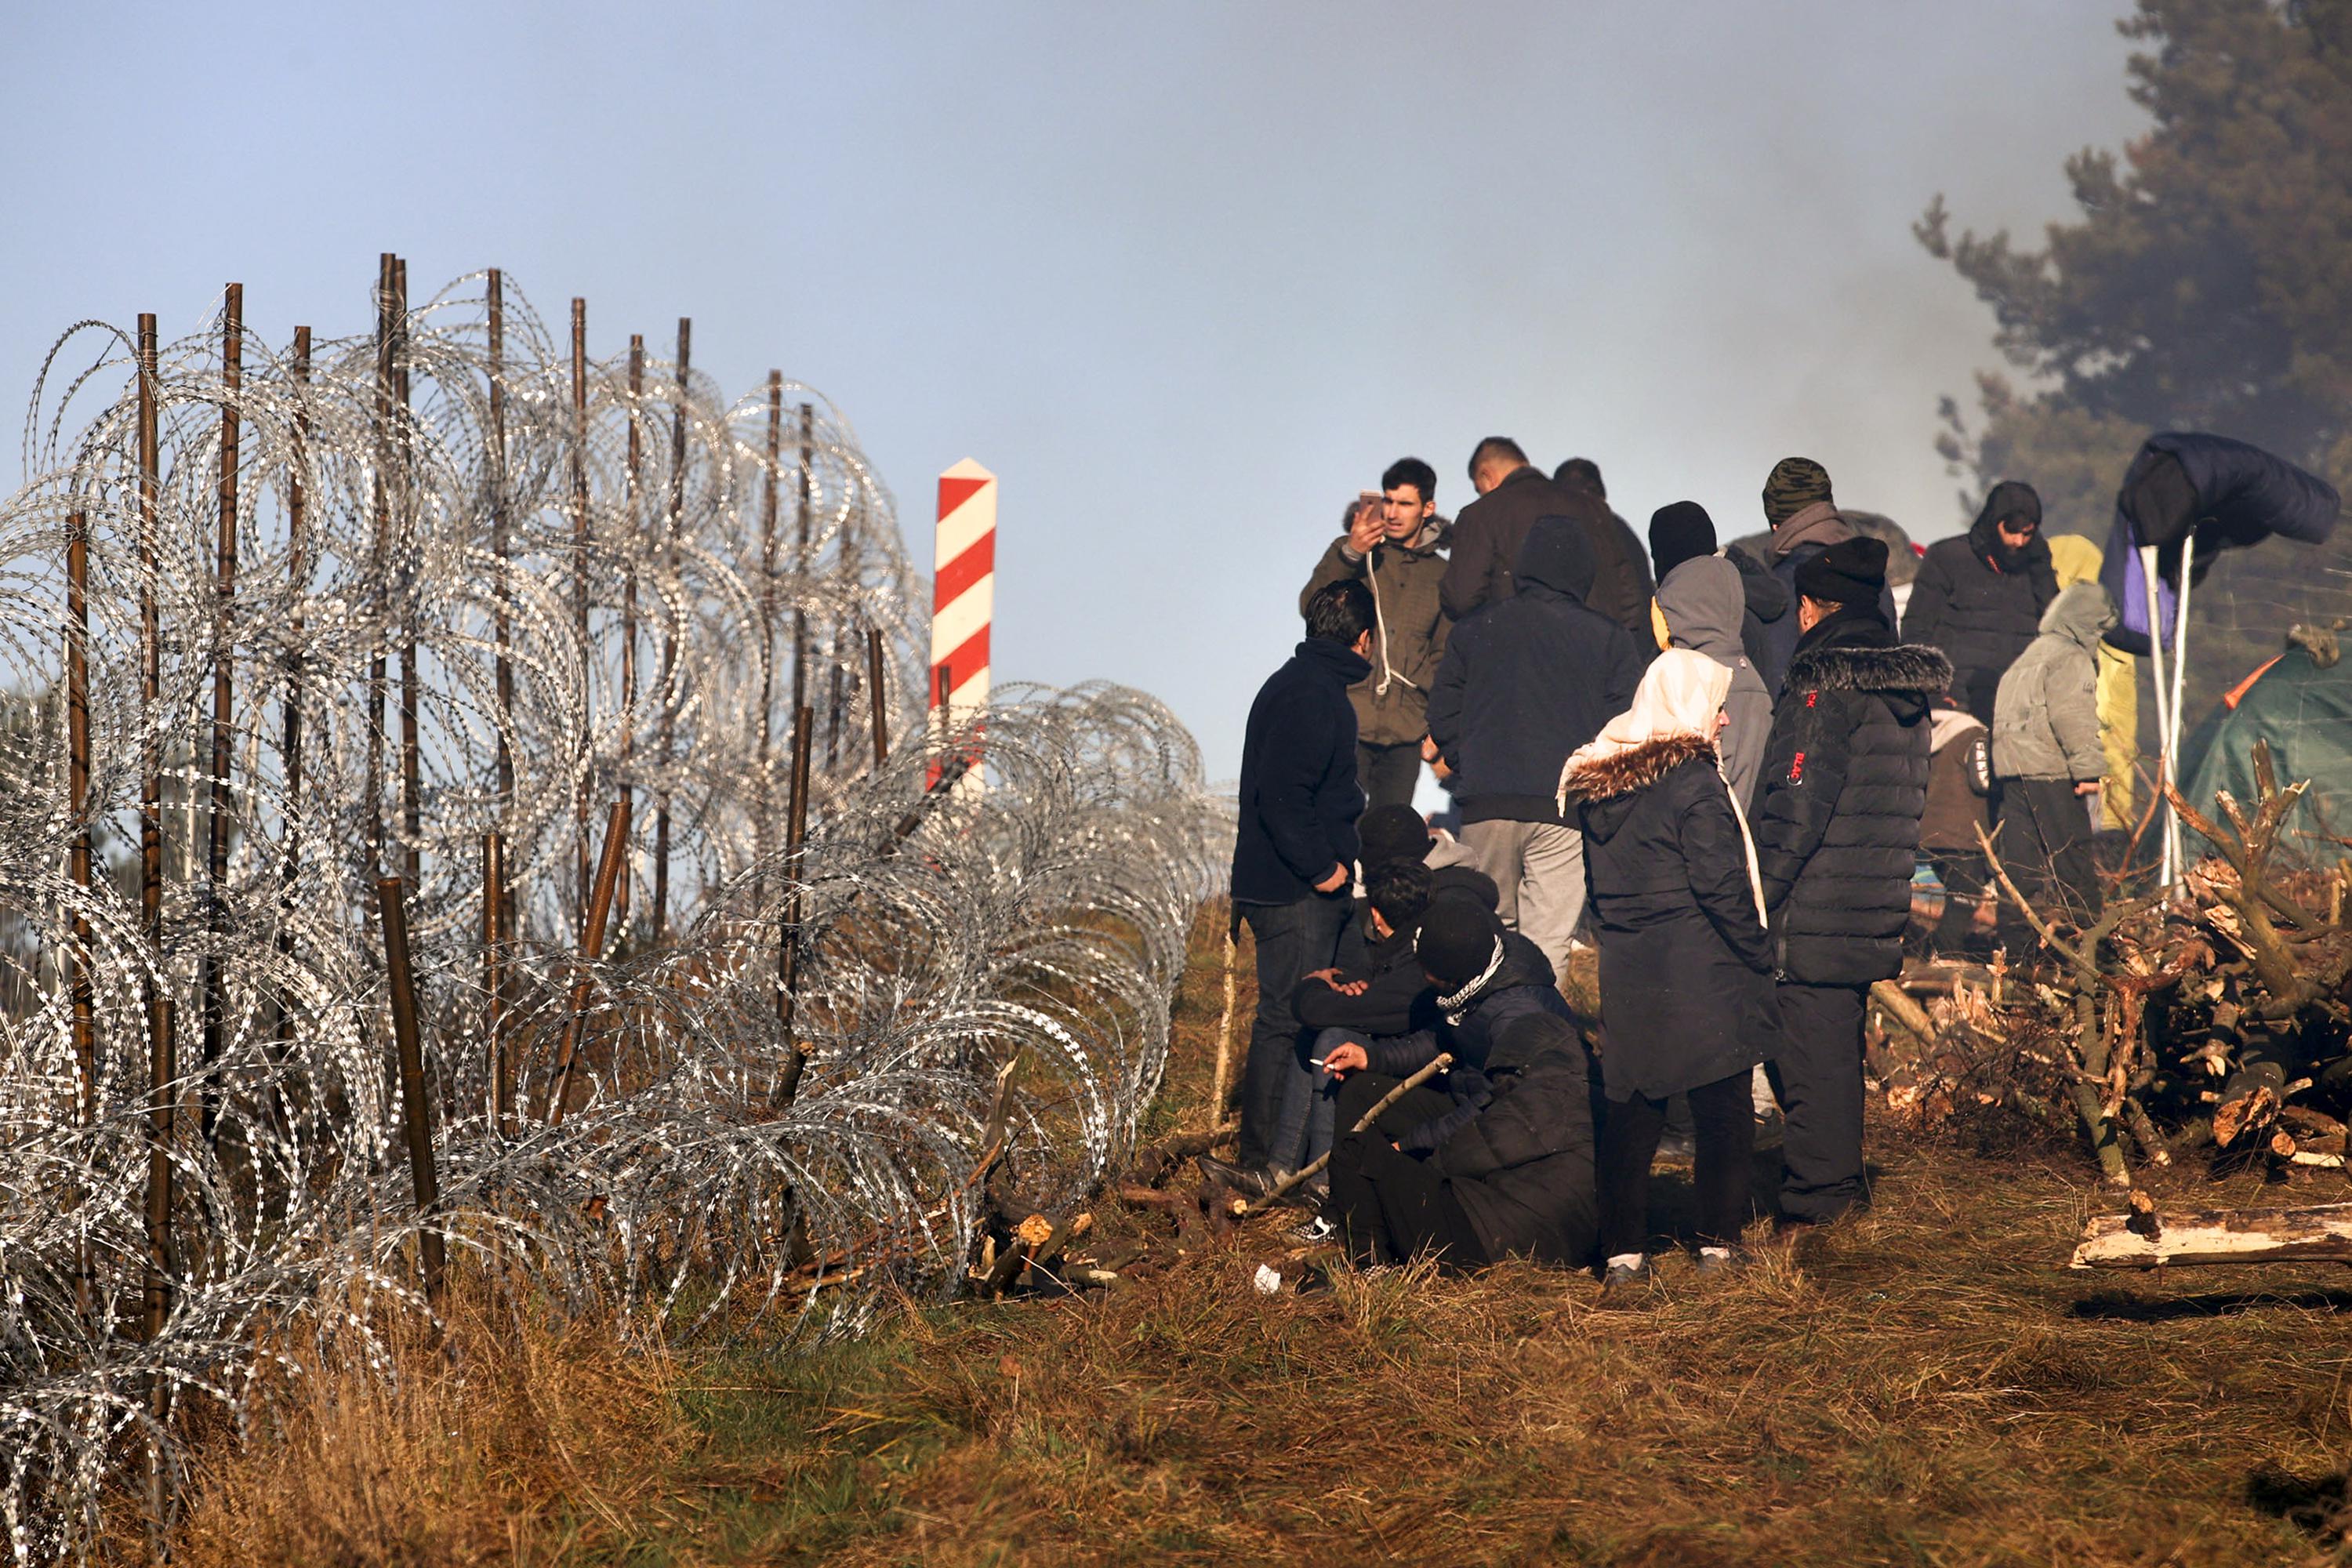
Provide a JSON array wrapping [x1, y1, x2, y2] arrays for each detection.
[[2072, 1202, 2352, 1269]]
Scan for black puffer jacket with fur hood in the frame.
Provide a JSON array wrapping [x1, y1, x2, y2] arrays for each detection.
[[1754, 611, 1949, 985]]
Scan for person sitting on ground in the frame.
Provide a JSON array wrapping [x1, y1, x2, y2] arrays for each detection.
[[1319, 898, 1598, 1272], [1260, 861, 1450, 1190], [1560, 649, 1776, 1298], [1357, 800, 1503, 911], [1916, 696, 1995, 960], [1990, 582, 2114, 956], [1754, 537, 1947, 1226]]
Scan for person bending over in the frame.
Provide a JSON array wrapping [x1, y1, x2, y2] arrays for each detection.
[[1560, 649, 1776, 1298], [1320, 900, 1598, 1271]]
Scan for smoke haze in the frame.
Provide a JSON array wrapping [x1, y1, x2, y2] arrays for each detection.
[[0, 2, 2147, 778]]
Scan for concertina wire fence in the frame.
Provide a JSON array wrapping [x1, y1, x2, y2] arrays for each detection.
[[0, 264, 1227, 1562]]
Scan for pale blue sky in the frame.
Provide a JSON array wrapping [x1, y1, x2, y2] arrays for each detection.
[[2, 3, 2146, 780]]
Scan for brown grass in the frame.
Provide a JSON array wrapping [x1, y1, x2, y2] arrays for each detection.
[[172, 1287, 688, 1566], [167, 907, 2352, 1566]]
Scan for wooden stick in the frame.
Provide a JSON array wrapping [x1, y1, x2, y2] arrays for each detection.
[[767, 707, 817, 1109], [378, 877, 445, 1301], [483, 832, 509, 1134], [136, 311, 172, 1353], [198, 282, 241, 1145], [867, 626, 889, 767], [2073, 1201, 2352, 1269], [1209, 922, 1238, 1127], [544, 797, 631, 1125], [1242, 1053, 1454, 1213], [570, 296, 590, 912]]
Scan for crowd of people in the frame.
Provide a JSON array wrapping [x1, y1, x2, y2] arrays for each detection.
[[1218, 439, 2114, 1298]]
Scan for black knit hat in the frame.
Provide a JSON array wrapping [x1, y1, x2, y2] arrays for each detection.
[[1414, 898, 1503, 989], [1794, 535, 1889, 605], [1762, 457, 1834, 527], [1356, 804, 1430, 872], [1649, 500, 1718, 582]]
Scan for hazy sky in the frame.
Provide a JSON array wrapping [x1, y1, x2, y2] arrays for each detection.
[[2, 3, 2147, 782]]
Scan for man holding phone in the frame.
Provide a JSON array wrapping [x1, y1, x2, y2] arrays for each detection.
[[1299, 457, 1451, 811]]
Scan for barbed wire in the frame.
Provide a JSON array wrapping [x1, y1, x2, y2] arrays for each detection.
[[0, 270, 1225, 1563]]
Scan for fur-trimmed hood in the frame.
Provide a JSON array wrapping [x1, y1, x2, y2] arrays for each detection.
[[1784, 640, 1951, 702], [1559, 732, 1716, 804]]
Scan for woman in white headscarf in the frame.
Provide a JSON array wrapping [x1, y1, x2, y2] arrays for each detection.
[[1559, 649, 1777, 1296]]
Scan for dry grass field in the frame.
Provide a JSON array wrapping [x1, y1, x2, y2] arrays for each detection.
[[169, 911, 2352, 1566]]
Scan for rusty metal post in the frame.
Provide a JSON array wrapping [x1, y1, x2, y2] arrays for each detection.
[[791, 402, 813, 717], [545, 797, 630, 1125], [570, 297, 590, 913], [768, 706, 816, 1109], [368, 255, 393, 873], [827, 651, 846, 770], [65, 508, 96, 1123], [66, 508, 96, 1315], [652, 318, 689, 945], [198, 283, 241, 1145], [758, 372, 781, 824], [488, 270, 514, 816], [377, 877, 445, 1301], [274, 326, 312, 1060], [867, 627, 889, 767], [615, 332, 644, 938], [483, 832, 509, 1134], [395, 259, 421, 890], [136, 309, 174, 1348]]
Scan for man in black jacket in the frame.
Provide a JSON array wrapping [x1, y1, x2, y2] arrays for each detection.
[[1320, 898, 1597, 1270], [1754, 538, 1949, 1225], [1900, 481, 2058, 724], [1556, 457, 1656, 612], [1229, 578, 1376, 1178], [1425, 515, 1644, 981], [1440, 437, 1650, 633]]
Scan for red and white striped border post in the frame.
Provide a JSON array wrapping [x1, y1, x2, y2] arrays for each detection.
[[929, 459, 995, 791]]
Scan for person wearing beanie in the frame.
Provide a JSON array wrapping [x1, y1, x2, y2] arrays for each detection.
[[1226, 578, 1377, 1186], [1424, 514, 1645, 982], [1298, 459, 1454, 811], [1648, 500, 1719, 584], [1753, 535, 1949, 1225], [1314, 898, 1597, 1272], [1561, 649, 1777, 1295], [1900, 479, 2060, 725], [1439, 437, 1650, 633], [1752, 458, 1897, 695], [1356, 802, 1433, 874]]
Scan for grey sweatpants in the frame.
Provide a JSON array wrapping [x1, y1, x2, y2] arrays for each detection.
[[1457, 818, 1584, 983]]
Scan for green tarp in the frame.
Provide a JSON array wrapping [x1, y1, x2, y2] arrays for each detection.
[[2176, 647, 2352, 866]]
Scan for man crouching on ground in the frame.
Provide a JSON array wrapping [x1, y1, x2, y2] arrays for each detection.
[[1320, 899, 1598, 1272], [1754, 537, 1947, 1226]]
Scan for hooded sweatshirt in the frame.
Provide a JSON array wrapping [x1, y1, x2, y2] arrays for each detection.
[[1655, 556, 1774, 813], [1991, 582, 2114, 782], [1425, 515, 1646, 825], [1901, 482, 2060, 724]]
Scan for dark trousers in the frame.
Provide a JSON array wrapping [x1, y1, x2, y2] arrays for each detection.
[[1995, 778, 2100, 953], [1236, 893, 1351, 1170], [1596, 1072, 1756, 1256], [1768, 980, 1869, 1223], [1358, 741, 1423, 813], [1927, 851, 1991, 957], [1327, 1072, 1484, 1269]]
